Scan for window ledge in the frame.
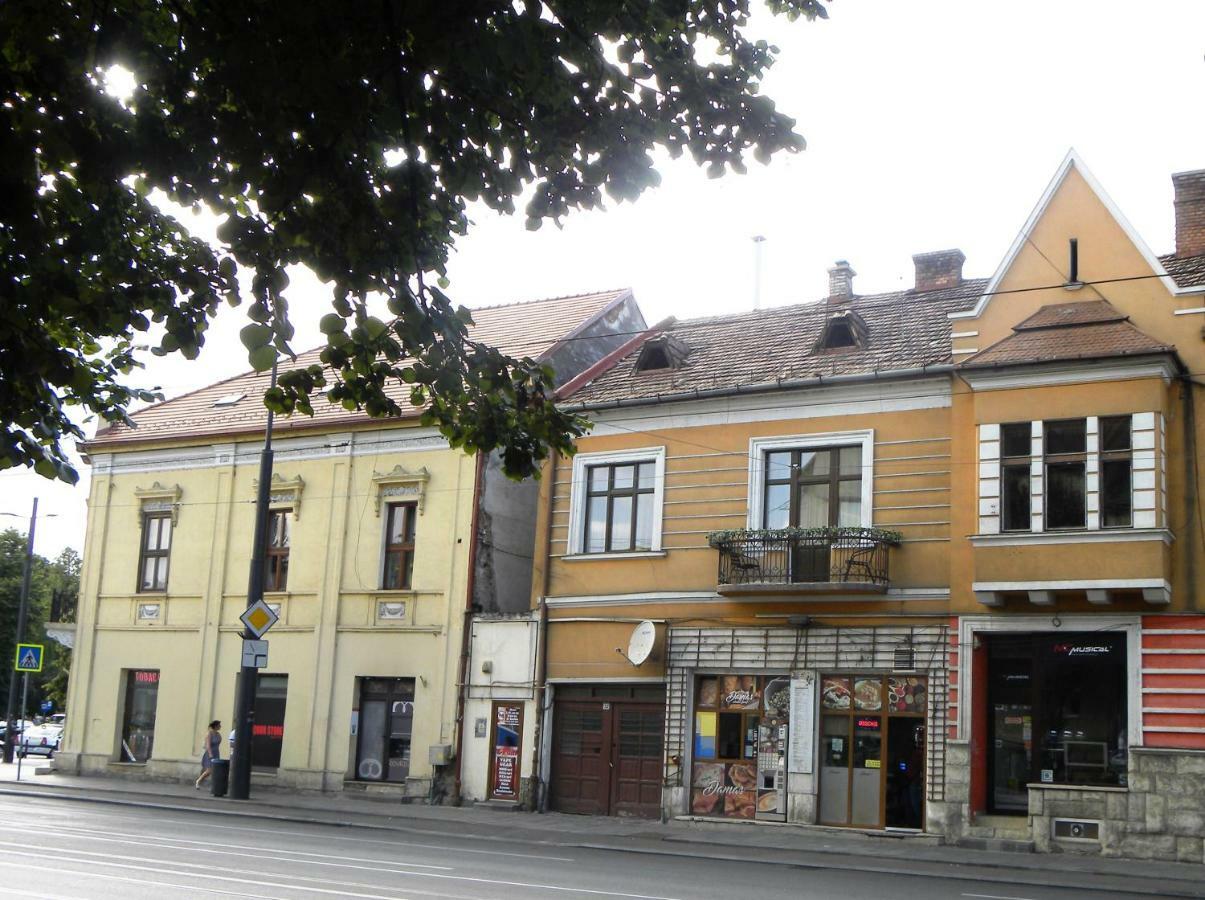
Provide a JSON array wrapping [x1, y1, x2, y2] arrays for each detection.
[[1026, 782, 1127, 793], [969, 529, 1172, 547], [560, 551, 668, 562]]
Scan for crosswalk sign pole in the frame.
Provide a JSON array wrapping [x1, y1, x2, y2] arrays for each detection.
[[3, 498, 37, 765], [15, 674, 27, 782]]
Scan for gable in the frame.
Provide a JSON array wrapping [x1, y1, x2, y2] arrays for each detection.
[[951, 152, 1205, 375]]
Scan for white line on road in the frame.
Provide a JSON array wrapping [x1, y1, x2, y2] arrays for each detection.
[[963, 893, 1040, 900], [0, 820, 455, 872], [2, 795, 577, 862], [0, 846, 434, 900], [0, 855, 293, 900]]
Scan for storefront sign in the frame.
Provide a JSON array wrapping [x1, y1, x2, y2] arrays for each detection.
[[788, 674, 816, 774], [1053, 643, 1112, 657], [489, 701, 524, 801]]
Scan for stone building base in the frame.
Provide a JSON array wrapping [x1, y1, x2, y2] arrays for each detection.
[[937, 743, 1205, 863]]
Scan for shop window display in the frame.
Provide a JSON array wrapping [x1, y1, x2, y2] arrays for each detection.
[[986, 632, 1127, 813], [691, 675, 789, 821]]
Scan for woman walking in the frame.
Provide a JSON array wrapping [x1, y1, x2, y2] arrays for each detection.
[[195, 719, 222, 789]]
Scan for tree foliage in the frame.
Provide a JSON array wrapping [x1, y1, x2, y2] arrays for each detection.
[[2, 0, 827, 481]]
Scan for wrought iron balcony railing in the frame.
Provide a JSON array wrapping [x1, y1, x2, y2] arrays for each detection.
[[709, 527, 900, 591]]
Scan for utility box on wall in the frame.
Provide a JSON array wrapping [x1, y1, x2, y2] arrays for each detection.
[[429, 743, 454, 766]]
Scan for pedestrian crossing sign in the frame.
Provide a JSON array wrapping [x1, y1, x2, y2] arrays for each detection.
[[15, 643, 43, 673]]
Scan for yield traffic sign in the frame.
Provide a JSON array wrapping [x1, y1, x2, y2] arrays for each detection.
[[239, 599, 279, 639], [15, 643, 43, 673]]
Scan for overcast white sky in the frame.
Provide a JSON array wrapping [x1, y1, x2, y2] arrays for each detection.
[[5, 0, 1205, 557]]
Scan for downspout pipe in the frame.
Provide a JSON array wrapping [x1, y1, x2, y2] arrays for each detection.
[[529, 450, 557, 813], [452, 451, 486, 804]]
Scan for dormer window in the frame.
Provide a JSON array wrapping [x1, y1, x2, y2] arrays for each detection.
[[815, 310, 867, 352], [634, 335, 689, 373]]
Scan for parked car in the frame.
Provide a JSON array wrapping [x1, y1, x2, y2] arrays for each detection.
[[18, 723, 61, 758], [0, 719, 32, 741]]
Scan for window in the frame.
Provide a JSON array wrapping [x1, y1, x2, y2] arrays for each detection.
[[250, 674, 288, 770], [762, 446, 862, 529], [1100, 415, 1132, 528], [992, 417, 1139, 534], [137, 513, 172, 592], [1000, 423, 1032, 532], [382, 502, 417, 589], [1044, 420, 1086, 530], [568, 447, 666, 555], [819, 318, 857, 349], [265, 509, 290, 592], [585, 462, 656, 553], [985, 632, 1127, 812], [120, 670, 160, 762]]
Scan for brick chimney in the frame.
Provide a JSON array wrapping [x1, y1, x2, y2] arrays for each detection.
[[827, 260, 856, 302], [1173, 169, 1205, 257], [912, 249, 965, 292]]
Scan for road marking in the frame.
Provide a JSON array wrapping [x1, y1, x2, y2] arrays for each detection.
[[0, 820, 454, 872], [0, 845, 439, 900], [0, 836, 683, 900], [0, 795, 577, 862], [0, 855, 291, 900], [963, 894, 1039, 900]]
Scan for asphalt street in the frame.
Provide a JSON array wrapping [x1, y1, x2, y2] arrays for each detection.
[[0, 794, 1175, 900]]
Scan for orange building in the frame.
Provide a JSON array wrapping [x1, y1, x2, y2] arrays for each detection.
[[520, 153, 1205, 861]]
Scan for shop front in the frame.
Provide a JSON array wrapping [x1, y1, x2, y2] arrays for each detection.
[[668, 624, 950, 832], [983, 630, 1128, 812]]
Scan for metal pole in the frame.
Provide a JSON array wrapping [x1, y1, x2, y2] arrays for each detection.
[[16, 674, 27, 781], [229, 360, 277, 800], [4, 498, 37, 764]]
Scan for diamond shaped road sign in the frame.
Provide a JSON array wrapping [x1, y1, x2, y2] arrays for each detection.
[[239, 599, 279, 639]]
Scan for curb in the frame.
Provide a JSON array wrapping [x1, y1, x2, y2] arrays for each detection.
[[4, 783, 1203, 897]]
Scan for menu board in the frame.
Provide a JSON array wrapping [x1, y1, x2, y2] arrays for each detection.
[[788, 673, 816, 774], [489, 701, 523, 800]]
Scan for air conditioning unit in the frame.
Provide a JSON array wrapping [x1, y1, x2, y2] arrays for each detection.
[[893, 646, 915, 671], [1052, 818, 1100, 842]]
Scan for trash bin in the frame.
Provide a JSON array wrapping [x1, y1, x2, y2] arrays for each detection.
[[210, 759, 230, 797]]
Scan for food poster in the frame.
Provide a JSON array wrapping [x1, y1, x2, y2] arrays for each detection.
[[886, 676, 928, 713], [718, 674, 760, 710], [854, 677, 882, 711], [690, 761, 758, 819], [821, 676, 851, 710]]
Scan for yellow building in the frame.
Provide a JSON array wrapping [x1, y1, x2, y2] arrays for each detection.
[[525, 154, 1205, 861], [58, 290, 645, 800]]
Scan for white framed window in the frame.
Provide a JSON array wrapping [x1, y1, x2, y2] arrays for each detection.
[[566, 447, 666, 556], [979, 414, 1155, 537], [747, 430, 874, 529]]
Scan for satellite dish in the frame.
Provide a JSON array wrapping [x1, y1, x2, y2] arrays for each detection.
[[627, 621, 656, 667]]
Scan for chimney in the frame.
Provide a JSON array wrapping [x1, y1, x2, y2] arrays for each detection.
[[912, 249, 965, 292], [1173, 169, 1205, 258], [827, 260, 856, 302]]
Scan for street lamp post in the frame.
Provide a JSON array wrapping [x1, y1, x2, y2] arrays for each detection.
[[3, 498, 38, 763], [229, 359, 278, 800]]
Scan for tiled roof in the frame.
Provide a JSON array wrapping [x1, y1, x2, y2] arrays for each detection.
[[962, 300, 1172, 369], [565, 281, 985, 407], [1159, 252, 1205, 289], [90, 289, 631, 448]]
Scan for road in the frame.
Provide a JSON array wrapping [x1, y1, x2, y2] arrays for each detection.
[[0, 795, 1171, 900]]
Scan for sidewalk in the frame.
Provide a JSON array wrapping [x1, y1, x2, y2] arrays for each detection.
[[1, 762, 1202, 897]]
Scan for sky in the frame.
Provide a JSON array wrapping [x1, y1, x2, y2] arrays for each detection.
[[5, 0, 1205, 557]]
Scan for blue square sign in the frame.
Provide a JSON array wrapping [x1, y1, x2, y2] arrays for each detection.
[[15, 643, 43, 673]]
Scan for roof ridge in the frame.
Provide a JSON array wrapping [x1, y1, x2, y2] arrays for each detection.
[[468, 287, 629, 312], [654, 279, 990, 332]]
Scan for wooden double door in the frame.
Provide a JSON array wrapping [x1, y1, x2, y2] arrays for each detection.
[[550, 690, 664, 818]]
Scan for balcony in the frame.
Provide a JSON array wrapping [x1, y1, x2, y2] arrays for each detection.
[[44, 588, 77, 649], [709, 527, 900, 596]]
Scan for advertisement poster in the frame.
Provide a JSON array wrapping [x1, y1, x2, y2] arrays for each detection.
[[788, 673, 816, 774], [489, 701, 524, 800]]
